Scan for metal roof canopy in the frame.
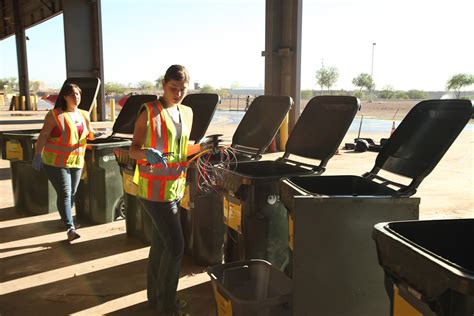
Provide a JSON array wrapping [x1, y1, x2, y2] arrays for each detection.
[[1, 0, 301, 126], [1, 0, 105, 119]]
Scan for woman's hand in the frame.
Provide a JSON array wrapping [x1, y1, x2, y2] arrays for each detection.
[[145, 148, 167, 167], [32, 153, 43, 171]]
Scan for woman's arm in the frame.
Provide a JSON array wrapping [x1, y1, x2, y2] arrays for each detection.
[[129, 110, 148, 160], [34, 111, 57, 155]]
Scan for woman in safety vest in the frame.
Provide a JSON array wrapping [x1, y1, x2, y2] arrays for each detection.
[[32, 83, 100, 242], [129, 65, 193, 316]]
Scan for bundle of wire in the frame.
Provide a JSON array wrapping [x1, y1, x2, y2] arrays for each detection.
[[188, 145, 238, 192]]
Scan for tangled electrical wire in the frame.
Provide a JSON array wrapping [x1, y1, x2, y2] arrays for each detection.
[[187, 135, 237, 192]]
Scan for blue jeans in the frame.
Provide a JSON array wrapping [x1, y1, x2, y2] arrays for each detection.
[[43, 164, 82, 230], [140, 199, 184, 313]]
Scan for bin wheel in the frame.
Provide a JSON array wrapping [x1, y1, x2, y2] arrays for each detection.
[[114, 196, 126, 220]]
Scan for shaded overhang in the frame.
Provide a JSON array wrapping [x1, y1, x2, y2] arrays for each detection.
[[0, 0, 62, 40]]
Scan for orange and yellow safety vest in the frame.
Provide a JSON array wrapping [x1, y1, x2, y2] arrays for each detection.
[[135, 99, 193, 202], [42, 108, 91, 168]]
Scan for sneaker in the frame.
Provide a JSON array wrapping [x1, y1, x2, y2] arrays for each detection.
[[67, 228, 81, 242]]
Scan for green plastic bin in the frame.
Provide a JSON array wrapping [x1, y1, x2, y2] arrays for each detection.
[[0, 77, 100, 215], [75, 94, 156, 224], [216, 96, 359, 270], [182, 95, 293, 267], [279, 99, 473, 315]]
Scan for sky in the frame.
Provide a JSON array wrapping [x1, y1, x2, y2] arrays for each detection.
[[0, 0, 473, 91]]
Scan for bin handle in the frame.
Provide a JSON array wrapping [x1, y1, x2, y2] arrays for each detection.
[[363, 169, 415, 196]]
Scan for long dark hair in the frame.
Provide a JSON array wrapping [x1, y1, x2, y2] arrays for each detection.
[[164, 65, 190, 83], [55, 83, 82, 111]]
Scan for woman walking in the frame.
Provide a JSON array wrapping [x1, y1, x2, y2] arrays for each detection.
[[32, 83, 98, 242]]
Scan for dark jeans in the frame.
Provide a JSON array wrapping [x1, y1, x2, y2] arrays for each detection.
[[140, 199, 184, 313], [43, 164, 82, 230]]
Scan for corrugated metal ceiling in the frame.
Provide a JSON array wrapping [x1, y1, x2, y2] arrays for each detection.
[[0, 0, 62, 40]]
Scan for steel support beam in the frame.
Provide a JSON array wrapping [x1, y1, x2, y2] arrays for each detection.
[[12, 0, 31, 110], [264, 0, 302, 133], [62, 0, 105, 120]]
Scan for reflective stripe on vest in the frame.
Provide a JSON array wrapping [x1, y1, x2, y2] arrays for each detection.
[[42, 109, 89, 168], [136, 100, 193, 202]]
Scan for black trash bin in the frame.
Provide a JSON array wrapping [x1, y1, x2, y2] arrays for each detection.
[[373, 219, 474, 316], [115, 93, 220, 244], [207, 259, 292, 316], [182, 95, 293, 266], [0, 77, 100, 215], [279, 99, 473, 315], [216, 95, 359, 270], [75, 94, 157, 224]]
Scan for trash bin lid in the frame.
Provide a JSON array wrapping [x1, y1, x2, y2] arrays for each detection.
[[284, 96, 359, 163], [112, 94, 158, 135], [54, 77, 101, 112], [182, 93, 220, 142], [231, 95, 293, 156], [372, 99, 472, 192]]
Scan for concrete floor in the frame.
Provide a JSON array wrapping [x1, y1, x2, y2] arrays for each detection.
[[0, 110, 218, 315], [1, 108, 472, 315]]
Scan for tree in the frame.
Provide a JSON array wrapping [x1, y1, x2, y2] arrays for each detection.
[[315, 66, 339, 92], [352, 73, 375, 92], [137, 80, 154, 92], [200, 84, 215, 93], [155, 75, 164, 90], [394, 91, 408, 99], [104, 82, 127, 95], [446, 73, 474, 99], [379, 85, 395, 99], [0, 77, 18, 93], [406, 89, 428, 99], [29, 80, 44, 92]]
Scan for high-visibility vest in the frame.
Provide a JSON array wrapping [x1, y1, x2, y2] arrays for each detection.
[[135, 99, 193, 202], [42, 109, 91, 168]]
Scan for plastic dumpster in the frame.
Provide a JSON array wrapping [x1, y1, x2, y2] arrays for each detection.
[[74, 95, 153, 224], [0, 77, 100, 215], [207, 259, 292, 316], [216, 96, 359, 270], [279, 99, 473, 315], [114, 93, 220, 244], [373, 219, 474, 316], [75, 94, 156, 226], [183, 95, 293, 266]]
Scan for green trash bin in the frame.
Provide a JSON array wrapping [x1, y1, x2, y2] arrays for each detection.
[[183, 95, 294, 267], [75, 94, 156, 225], [216, 96, 359, 270], [207, 259, 292, 316], [0, 129, 58, 214], [373, 219, 474, 316], [115, 93, 220, 244], [0, 77, 100, 215], [279, 99, 473, 315]]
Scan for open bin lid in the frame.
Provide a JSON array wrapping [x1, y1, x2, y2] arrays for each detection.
[[368, 99, 472, 195], [112, 94, 157, 135], [283, 95, 359, 169], [182, 93, 220, 143], [231, 95, 293, 156], [54, 77, 101, 113]]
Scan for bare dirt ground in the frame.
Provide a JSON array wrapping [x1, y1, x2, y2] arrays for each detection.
[[0, 100, 472, 315]]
